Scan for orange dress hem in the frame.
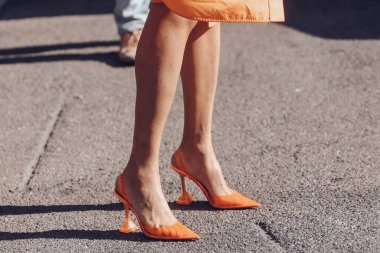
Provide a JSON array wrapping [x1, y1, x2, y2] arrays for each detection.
[[151, 0, 285, 23]]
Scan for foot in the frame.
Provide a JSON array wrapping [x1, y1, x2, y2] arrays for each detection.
[[115, 162, 177, 227], [118, 29, 142, 64], [173, 145, 233, 196]]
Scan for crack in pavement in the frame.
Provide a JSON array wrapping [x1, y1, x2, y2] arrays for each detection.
[[257, 222, 286, 252], [16, 95, 66, 192]]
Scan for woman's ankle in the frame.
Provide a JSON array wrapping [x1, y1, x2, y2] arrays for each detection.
[[178, 141, 214, 156], [122, 159, 159, 183]]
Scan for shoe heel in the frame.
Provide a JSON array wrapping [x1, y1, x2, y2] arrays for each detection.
[[119, 204, 139, 234], [177, 175, 194, 205]]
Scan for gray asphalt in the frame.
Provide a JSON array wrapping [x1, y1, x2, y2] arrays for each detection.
[[1, 1, 379, 252]]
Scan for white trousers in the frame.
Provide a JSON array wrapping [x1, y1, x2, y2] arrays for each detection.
[[114, 0, 150, 35]]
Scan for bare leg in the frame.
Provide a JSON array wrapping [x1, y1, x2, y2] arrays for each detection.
[[176, 22, 232, 195], [117, 4, 198, 227]]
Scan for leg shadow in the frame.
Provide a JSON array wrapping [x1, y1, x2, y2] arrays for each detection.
[[282, 0, 380, 39], [0, 41, 118, 56], [0, 0, 114, 20], [0, 229, 153, 242], [0, 201, 215, 241], [0, 203, 123, 216], [0, 40, 134, 68], [168, 201, 219, 211], [0, 203, 152, 241]]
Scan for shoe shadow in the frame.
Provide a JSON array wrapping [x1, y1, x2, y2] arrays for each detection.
[[0, 202, 215, 241], [0, 229, 152, 242], [0, 201, 219, 216], [0, 203, 123, 216], [0, 203, 151, 241], [168, 201, 219, 211]]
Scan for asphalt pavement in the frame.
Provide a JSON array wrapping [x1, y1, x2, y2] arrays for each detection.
[[1, 1, 379, 252]]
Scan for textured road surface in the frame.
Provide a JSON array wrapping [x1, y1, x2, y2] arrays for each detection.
[[1, 1, 379, 252]]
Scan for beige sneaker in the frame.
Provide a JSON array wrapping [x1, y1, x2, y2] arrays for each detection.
[[118, 29, 142, 64]]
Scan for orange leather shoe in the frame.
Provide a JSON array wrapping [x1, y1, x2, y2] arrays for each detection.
[[113, 174, 200, 240], [171, 149, 260, 209]]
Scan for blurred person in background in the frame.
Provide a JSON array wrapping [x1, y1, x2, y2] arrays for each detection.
[[114, 0, 150, 64]]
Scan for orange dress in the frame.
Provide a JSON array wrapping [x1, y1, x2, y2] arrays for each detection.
[[151, 0, 285, 23]]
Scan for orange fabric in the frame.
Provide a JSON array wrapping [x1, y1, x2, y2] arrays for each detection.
[[151, 0, 284, 23], [171, 150, 260, 209]]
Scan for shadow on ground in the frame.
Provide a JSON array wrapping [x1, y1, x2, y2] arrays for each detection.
[[1, 0, 380, 40], [0, 201, 215, 241], [0, 201, 214, 216], [0, 203, 123, 216], [0, 1, 127, 67], [0, 230, 152, 241], [0, 41, 133, 68], [0, 203, 144, 241], [283, 0, 380, 39], [0, 0, 114, 20], [0, 0, 379, 67]]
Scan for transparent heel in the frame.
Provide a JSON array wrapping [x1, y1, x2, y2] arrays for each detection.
[[176, 175, 194, 205], [114, 175, 200, 240], [119, 204, 139, 234], [171, 149, 261, 209]]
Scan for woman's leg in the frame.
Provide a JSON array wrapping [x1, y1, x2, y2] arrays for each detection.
[[118, 4, 197, 227], [177, 22, 232, 196]]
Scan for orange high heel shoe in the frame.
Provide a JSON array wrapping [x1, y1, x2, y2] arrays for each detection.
[[171, 149, 260, 209], [113, 174, 200, 240]]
